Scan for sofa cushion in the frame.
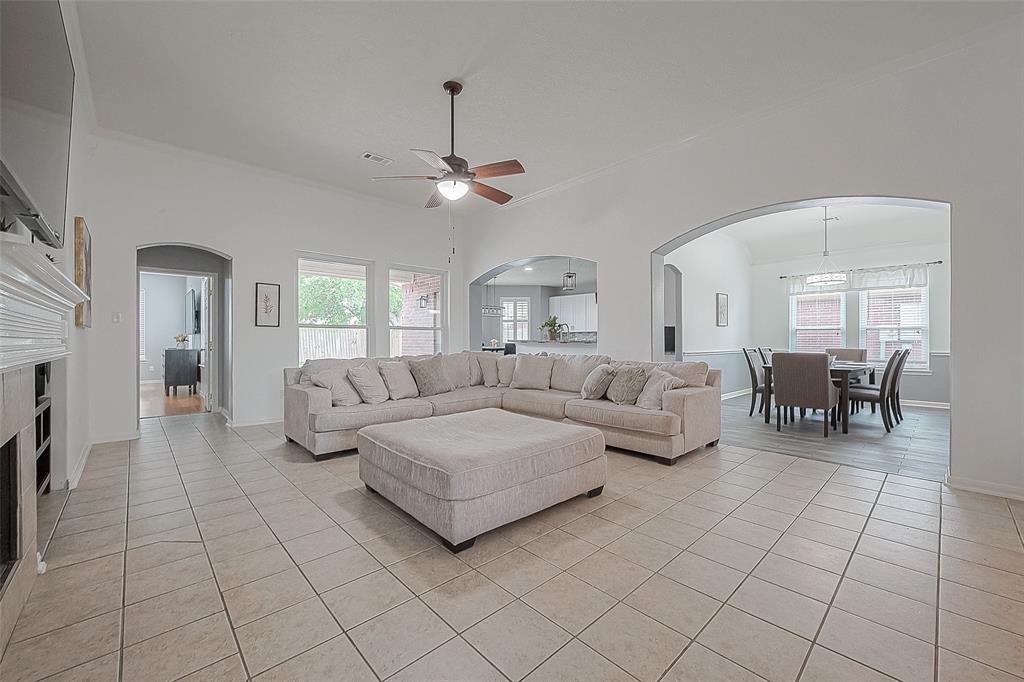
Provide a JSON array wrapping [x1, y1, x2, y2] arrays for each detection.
[[310, 369, 363, 407], [581, 364, 616, 400], [408, 355, 456, 397], [550, 354, 612, 393], [658, 361, 710, 387], [565, 399, 681, 436], [466, 352, 484, 386], [496, 355, 516, 387], [443, 352, 474, 389], [379, 361, 419, 400], [309, 398, 433, 432], [348, 365, 390, 404], [473, 352, 500, 387], [501, 388, 579, 419], [510, 354, 555, 390], [606, 364, 650, 405], [357, 408, 605, 500], [636, 369, 686, 410], [423, 386, 506, 416]]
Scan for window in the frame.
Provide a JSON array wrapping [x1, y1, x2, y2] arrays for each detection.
[[389, 268, 445, 356], [139, 289, 146, 361], [501, 297, 530, 343], [297, 257, 370, 362], [860, 287, 929, 370], [789, 292, 845, 352]]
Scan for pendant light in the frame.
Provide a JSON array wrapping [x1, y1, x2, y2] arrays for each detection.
[[481, 277, 502, 317], [562, 258, 577, 291], [806, 207, 847, 287]]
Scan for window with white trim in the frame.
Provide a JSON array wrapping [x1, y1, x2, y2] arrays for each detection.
[[859, 287, 930, 370], [501, 297, 530, 343], [139, 289, 146, 361], [297, 257, 370, 362], [389, 268, 445, 356], [789, 292, 845, 352]]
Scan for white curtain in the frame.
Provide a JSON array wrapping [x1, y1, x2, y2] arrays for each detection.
[[785, 263, 929, 294]]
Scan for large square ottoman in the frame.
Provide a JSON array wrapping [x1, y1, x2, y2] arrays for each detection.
[[357, 408, 606, 552]]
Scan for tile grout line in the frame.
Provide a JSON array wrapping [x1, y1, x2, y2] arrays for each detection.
[[934, 490, 942, 682]]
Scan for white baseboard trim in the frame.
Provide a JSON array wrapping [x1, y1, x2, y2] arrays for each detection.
[[92, 431, 141, 444], [682, 349, 744, 356], [945, 473, 1024, 502], [902, 400, 950, 409], [721, 388, 752, 401], [225, 417, 281, 429], [139, 379, 162, 385], [67, 440, 92, 489]]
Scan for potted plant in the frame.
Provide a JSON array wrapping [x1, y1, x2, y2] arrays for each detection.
[[174, 333, 189, 349], [539, 316, 566, 341]]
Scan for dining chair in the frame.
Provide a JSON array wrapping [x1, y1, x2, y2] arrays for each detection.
[[757, 347, 773, 365], [742, 347, 771, 416], [771, 352, 839, 437], [889, 348, 912, 423], [825, 348, 867, 362], [848, 350, 901, 433], [503, 342, 516, 355]]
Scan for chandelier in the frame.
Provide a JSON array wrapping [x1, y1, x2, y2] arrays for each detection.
[[562, 258, 577, 291], [806, 207, 847, 287]]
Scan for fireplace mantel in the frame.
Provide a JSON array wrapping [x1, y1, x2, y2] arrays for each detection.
[[0, 232, 88, 372]]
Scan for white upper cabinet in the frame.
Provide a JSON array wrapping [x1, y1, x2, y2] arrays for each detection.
[[549, 293, 598, 332]]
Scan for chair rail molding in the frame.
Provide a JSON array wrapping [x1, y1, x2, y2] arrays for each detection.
[[0, 233, 89, 372]]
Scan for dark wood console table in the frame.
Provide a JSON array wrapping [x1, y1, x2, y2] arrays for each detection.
[[164, 348, 200, 396]]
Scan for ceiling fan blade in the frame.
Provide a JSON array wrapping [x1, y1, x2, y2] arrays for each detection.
[[469, 159, 525, 179], [424, 190, 443, 209], [469, 181, 513, 205], [371, 175, 440, 181], [410, 149, 453, 173]]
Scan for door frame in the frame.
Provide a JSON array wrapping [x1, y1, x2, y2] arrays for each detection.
[[136, 265, 219, 419]]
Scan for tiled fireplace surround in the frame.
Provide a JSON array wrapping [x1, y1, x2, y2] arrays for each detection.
[[0, 366, 39, 651]]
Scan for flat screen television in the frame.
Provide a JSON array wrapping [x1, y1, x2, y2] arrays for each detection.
[[0, 1, 74, 248]]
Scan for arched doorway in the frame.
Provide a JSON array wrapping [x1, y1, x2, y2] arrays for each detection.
[[136, 243, 233, 423]]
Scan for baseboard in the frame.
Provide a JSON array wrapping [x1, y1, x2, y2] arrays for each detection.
[[682, 349, 744, 357], [225, 417, 280, 429], [139, 379, 162, 385], [902, 400, 950, 409], [67, 440, 92, 489], [92, 430, 141, 444], [945, 473, 1024, 502], [721, 388, 752, 401]]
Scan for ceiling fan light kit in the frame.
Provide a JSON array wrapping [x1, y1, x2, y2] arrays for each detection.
[[372, 80, 525, 208]]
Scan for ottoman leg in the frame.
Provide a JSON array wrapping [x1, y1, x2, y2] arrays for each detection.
[[442, 537, 475, 553], [706, 439, 720, 447], [586, 486, 604, 498]]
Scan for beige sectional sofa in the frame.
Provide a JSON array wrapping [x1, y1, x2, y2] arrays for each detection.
[[283, 352, 721, 464]]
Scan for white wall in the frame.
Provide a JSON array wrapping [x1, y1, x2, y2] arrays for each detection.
[[461, 20, 1024, 498], [138, 272, 186, 380], [664, 232, 752, 353], [75, 131, 458, 438]]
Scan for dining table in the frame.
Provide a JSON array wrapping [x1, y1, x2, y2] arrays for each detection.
[[762, 361, 876, 434]]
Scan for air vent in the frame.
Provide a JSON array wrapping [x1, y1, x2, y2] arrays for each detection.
[[361, 152, 393, 166]]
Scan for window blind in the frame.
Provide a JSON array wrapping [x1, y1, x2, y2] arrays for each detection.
[[859, 288, 930, 370], [789, 292, 845, 352], [501, 298, 530, 343]]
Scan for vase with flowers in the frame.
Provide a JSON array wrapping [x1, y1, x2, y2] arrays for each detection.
[[174, 333, 189, 349]]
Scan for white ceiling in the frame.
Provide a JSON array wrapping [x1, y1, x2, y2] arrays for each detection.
[[700, 204, 949, 264], [75, 2, 1021, 209], [489, 257, 597, 289]]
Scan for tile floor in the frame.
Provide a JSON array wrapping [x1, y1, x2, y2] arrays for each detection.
[[2, 413, 1023, 682]]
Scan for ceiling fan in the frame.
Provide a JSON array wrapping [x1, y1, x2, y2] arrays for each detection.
[[372, 80, 525, 208]]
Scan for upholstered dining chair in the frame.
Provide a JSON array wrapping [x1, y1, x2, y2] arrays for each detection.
[[742, 348, 771, 416], [889, 348, 912, 423], [771, 352, 839, 437], [848, 349, 902, 433], [826, 348, 867, 362]]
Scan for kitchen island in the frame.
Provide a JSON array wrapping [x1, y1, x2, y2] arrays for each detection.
[[513, 341, 600, 356]]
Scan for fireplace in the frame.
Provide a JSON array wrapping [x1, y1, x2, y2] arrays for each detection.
[[0, 434, 17, 590]]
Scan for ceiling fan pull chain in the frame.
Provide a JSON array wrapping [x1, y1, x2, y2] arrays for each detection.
[[448, 202, 455, 265]]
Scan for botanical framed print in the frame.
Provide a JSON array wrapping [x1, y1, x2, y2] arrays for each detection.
[[255, 282, 280, 327], [716, 292, 729, 327], [74, 216, 92, 328]]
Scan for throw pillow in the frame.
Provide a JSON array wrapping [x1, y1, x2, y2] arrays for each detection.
[[443, 353, 473, 388], [347, 366, 390, 404], [379, 361, 419, 400], [466, 352, 484, 386], [510, 354, 556, 390], [408, 354, 456, 397], [475, 353, 500, 387], [310, 369, 362, 407], [496, 355, 517, 387], [606, 364, 650, 405], [636, 369, 686, 410], [580, 364, 616, 400], [660, 360, 710, 387]]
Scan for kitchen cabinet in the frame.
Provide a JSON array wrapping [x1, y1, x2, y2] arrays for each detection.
[[549, 293, 597, 332]]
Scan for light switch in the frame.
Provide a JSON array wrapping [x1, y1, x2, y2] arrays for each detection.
[[111, 312, 123, 323]]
